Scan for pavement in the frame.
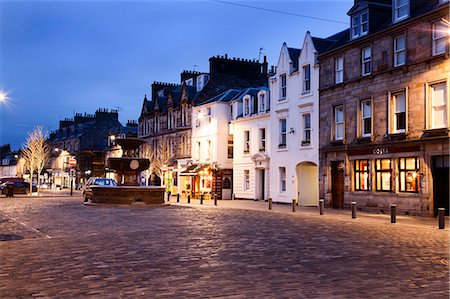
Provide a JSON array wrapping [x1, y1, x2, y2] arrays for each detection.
[[0, 193, 449, 298]]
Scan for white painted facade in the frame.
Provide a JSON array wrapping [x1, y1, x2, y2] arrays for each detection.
[[268, 32, 320, 206], [231, 88, 270, 200]]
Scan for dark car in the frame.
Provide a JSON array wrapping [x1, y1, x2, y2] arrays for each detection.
[[83, 177, 117, 201], [0, 181, 37, 195]]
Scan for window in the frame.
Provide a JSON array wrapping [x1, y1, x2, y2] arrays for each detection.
[[302, 113, 311, 144], [335, 56, 344, 84], [181, 135, 186, 156], [196, 141, 201, 161], [391, 90, 406, 133], [399, 157, 419, 192], [280, 74, 287, 100], [354, 160, 370, 191], [279, 118, 287, 148], [279, 167, 286, 192], [394, 0, 409, 22], [227, 135, 233, 159], [430, 82, 447, 129], [351, 11, 368, 39], [302, 65, 311, 94], [376, 159, 392, 191], [334, 105, 344, 140], [361, 99, 372, 137], [252, 96, 258, 114], [259, 128, 266, 151], [244, 170, 250, 191], [206, 140, 211, 161], [362, 47, 371, 76], [244, 131, 250, 154], [433, 22, 447, 56], [244, 97, 250, 116], [394, 34, 406, 66], [230, 104, 234, 121], [259, 94, 266, 112], [207, 107, 212, 124]]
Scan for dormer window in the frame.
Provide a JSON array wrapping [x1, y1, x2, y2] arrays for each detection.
[[280, 74, 287, 100], [259, 93, 265, 113], [352, 10, 368, 39], [393, 0, 409, 22], [244, 96, 250, 116], [185, 78, 194, 86]]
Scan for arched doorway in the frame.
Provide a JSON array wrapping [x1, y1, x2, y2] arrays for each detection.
[[296, 162, 318, 206]]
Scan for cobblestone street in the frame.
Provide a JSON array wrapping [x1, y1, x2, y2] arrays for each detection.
[[0, 195, 448, 298]]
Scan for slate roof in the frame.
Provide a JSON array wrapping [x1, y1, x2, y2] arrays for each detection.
[[287, 47, 301, 70], [198, 86, 269, 106]]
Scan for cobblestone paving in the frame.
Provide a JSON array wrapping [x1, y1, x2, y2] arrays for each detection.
[[0, 196, 448, 298]]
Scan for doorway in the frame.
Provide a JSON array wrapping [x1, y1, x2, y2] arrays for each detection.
[[296, 162, 318, 206], [331, 161, 344, 209], [257, 169, 265, 201], [432, 155, 449, 216]]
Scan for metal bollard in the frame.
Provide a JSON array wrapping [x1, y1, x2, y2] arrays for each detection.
[[177, 193, 180, 203], [188, 195, 191, 204], [214, 194, 217, 206], [319, 199, 324, 215], [167, 192, 171, 202], [292, 199, 296, 212], [351, 202, 357, 219], [232, 193, 235, 200], [200, 194, 204, 205], [390, 204, 397, 223], [438, 208, 445, 229], [268, 198, 272, 210]]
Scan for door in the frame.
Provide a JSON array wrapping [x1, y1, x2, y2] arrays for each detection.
[[261, 169, 265, 201], [331, 161, 345, 209], [432, 156, 449, 216]]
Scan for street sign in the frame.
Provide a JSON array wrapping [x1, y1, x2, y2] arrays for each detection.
[[69, 158, 77, 167]]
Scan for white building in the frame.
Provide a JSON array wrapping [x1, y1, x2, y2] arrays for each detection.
[[185, 90, 242, 200], [230, 87, 270, 200], [269, 32, 331, 205]]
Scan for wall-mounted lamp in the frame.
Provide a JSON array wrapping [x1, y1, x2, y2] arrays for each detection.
[[289, 127, 295, 134]]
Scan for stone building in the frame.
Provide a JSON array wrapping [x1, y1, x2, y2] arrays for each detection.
[[48, 109, 137, 188], [318, 0, 449, 216], [138, 55, 268, 195]]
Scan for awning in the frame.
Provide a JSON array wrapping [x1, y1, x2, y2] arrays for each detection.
[[179, 164, 208, 176]]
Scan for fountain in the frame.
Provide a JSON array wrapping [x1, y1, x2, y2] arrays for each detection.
[[89, 138, 165, 205]]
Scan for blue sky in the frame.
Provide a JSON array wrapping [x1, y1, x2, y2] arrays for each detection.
[[0, 0, 352, 150]]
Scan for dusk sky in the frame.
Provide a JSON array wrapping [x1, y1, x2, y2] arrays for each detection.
[[0, 0, 351, 150]]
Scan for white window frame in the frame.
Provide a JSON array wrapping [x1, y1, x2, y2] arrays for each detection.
[[302, 113, 311, 143], [394, 0, 409, 22], [427, 80, 448, 129], [259, 93, 265, 113], [432, 22, 447, 56], [279, 118, 287, 148], [394, 34, 406, 67], [335, 56, 344, 84], [280, 74, 287, 100], [361, 99, 372, 138], [302, 64, 311, 94], [389, 89, 407, 134], [259, 128, 266, 151], [279, 167, 286, 193], [207, 107, 212, 124], [244, 97, 250, 116], [351, 10, 368, 39], [362, 46, 372, 76], [244, 130, 250, 154], [334, 105, 344, 141], [196, 141, 201, 161], [206, 140, 212, 161], [244, 170, 250, 191]]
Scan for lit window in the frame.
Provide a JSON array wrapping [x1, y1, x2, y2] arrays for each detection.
[[361, 99, 372, 137], [244, 170, 250, 191], [279, 118, 287, 148], [280, 74, 287, 100], [279, 167, 286, 192], [362, 47, 371, 76], [351, 11, 368, 39], [430, 82, 447, 129], [302, 65, 311, 94], [394, 34, 406, 66], [391, 90, 406, 133], [244, 130, 250, 154], [334, 105, 344, 141], [354, 160, 370, 191], [259, 128, 266, 151], [394, 0, 409, 22], [433, 22, 447, 56], [335, 56, 344, 84], [376, 159, 392, 192], [399, 157, 419, 192], [302, 113, 311, 144]]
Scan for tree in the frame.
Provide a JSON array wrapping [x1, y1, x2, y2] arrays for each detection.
[[21, 126, 51, 195], [141, 138, 174, 186]]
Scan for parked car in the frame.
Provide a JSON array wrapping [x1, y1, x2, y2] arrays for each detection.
[[0, 177, 24, 185], [0, 181, 37, 195], [83, 177, 117, 201]]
